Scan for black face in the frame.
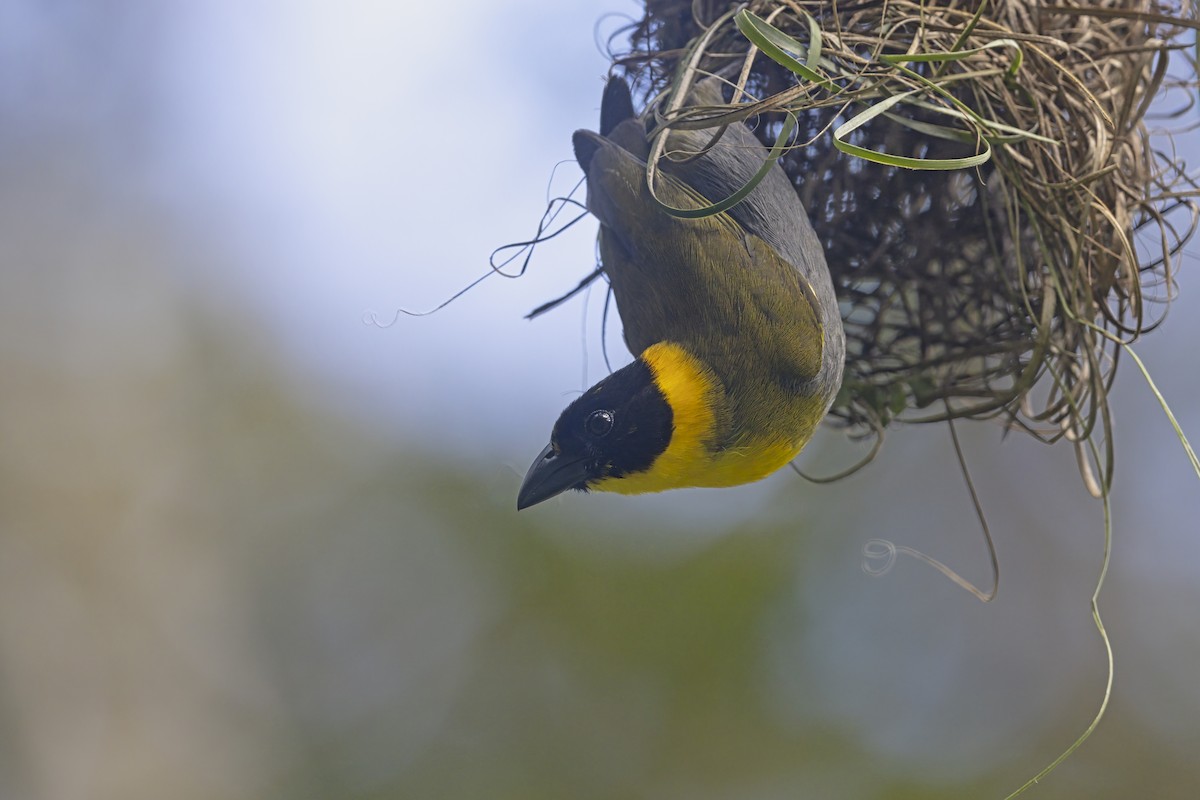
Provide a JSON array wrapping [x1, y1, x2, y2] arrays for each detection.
[[517, 359, 673, 509]]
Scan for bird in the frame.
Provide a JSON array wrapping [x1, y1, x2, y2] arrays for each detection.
[[517, 76, 844, 510]]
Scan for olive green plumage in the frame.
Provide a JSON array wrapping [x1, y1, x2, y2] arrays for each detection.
[[517, 76, 844, 508]]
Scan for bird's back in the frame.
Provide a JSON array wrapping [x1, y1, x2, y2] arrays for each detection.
[[574, 77, 844, 451]]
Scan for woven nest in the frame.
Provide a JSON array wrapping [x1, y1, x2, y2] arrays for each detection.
[[604, 0, 1199, 490]]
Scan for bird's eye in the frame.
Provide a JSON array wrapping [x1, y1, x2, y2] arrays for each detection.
[[585, 409, 615, 437]]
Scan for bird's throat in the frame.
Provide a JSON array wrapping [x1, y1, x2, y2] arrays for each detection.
[[591, 341, 796, 494]]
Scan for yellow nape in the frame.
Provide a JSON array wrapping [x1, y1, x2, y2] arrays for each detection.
[[592, 341, 802, 495]]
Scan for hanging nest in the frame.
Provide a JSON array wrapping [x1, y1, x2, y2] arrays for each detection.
[[604, 0, 1199, 490]]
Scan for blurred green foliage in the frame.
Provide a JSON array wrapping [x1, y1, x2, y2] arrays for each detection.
[[3, 263, 1196, 797]]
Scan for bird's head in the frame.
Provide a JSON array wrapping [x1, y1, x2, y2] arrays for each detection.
[[518, 341, 735, 509], [516, 357, 673, 510]]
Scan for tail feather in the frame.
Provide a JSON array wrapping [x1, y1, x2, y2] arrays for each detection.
[[599, 77, 636, 136]]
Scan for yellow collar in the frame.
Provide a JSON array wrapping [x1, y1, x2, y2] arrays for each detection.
[[593, 342, 801, 493]]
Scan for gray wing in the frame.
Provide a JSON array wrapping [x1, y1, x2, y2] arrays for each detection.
[[661, 80, 833, 306], [661, 78, 844, 394]]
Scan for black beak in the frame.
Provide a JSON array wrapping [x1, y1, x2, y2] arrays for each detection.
[[517, 444, 589, 510]]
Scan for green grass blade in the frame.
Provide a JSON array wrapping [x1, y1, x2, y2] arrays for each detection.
[[649, 112, 800, 219], [833, 91, 992, 169], [881, 38, 1024, 77], [735, 9, 834, 90], [1124, 344, 1200, 479]]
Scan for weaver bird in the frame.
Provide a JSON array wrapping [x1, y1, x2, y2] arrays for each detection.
[[518, 77, 844, 509]]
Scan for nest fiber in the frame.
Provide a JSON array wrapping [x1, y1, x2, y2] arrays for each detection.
[[608, 0, 1198, 487]]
